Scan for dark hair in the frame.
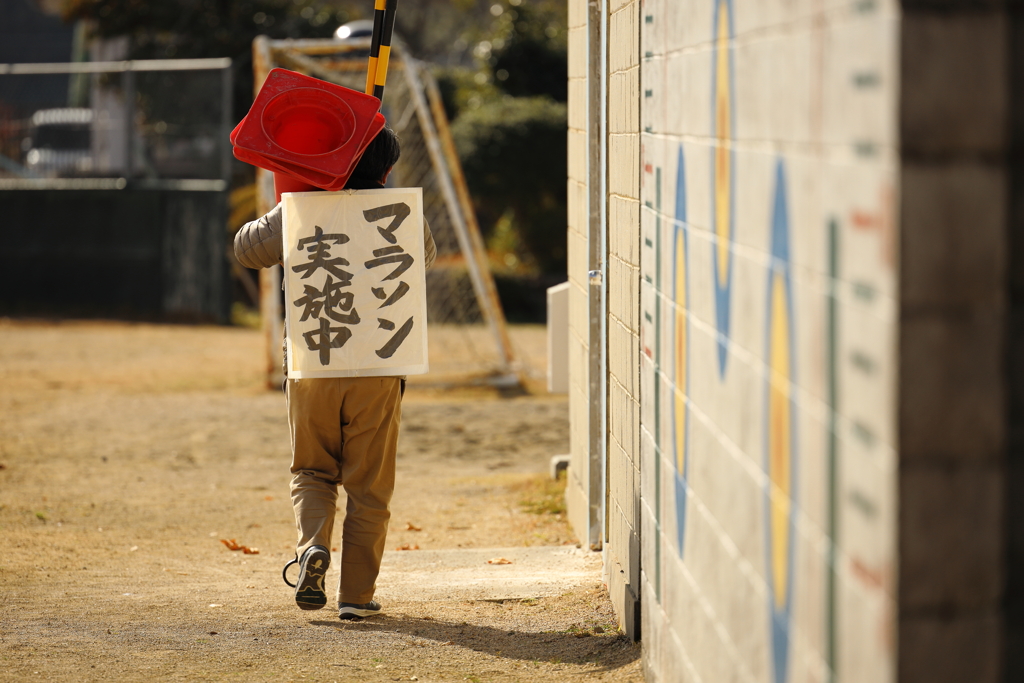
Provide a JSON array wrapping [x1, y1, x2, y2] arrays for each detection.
[[349, 125, 400, 184]]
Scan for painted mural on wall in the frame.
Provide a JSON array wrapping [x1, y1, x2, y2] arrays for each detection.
[[765, 160, 796, 683], [672, 146, 689, 558], [643, 145, 691, 593], [711, 0, 735, 378], [636, 0, 897, 681]]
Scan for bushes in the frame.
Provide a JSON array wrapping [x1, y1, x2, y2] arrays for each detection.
[[435, 0, 568, 285], [451, 96, 567, 277], [433, 0, 569, 319]]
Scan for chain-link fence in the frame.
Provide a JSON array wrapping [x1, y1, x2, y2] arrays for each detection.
[[388, 64, 487, 328], [0, 60, 233, 321], [0, 59, 231, 186], [254, 38, 518, 382], [267, 55, 485, 328]]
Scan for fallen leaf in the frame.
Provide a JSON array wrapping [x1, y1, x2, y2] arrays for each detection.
[[405, 523, 422, 531], [220, 538, 260, 555], [487, 557, 513, 565], [209, 631, 218, 635], [395, 543, 420, 551], [593, 625, 605, 634]]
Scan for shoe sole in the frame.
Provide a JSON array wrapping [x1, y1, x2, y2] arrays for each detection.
[[295, 547, 330, 611], [338, 606, 381, 620]]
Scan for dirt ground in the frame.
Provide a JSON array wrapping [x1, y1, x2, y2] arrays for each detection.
[[0, 319, 642, 682]]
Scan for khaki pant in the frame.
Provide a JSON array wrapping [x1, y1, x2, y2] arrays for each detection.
[[286, 376, 402, 604]]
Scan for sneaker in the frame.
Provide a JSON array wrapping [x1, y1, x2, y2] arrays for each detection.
[[294, 545, 330, 611], [338, 600, 382, 620]]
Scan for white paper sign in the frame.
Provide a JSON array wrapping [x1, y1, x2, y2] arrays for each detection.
[[282, 188, 428, 379]]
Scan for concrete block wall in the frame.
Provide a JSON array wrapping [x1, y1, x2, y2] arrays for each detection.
[[637, 1, 899, 681], [566, 0, 1019, 681], [897, 4, 1010, 683], [1009, 8, 1024, 680], [605, 0, 644, 637]]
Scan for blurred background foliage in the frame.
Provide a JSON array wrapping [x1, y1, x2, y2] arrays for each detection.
[[62, 0, 357, 130], [434, 0, 567, 320], [61, 0, 567, 319], [451, 96, 566, 276]]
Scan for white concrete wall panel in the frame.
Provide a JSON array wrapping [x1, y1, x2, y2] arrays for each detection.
[[635, 1, 899, 682], [605, 0, 643, 633], [565, 0, 592, 548]]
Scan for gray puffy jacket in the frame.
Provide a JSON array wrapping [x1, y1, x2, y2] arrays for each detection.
[[234, 202, 437, 270]]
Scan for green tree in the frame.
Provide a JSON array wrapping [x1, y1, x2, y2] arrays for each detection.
[[66, 0, 570, 283], [488, 0, 566, 102], [62, 0, 348, 57], [62, 0, 353, 121], [452, 96, 566, 275], [442, 0, 569, 279]]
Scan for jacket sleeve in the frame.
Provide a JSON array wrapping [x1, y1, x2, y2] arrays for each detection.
[[423, 217, 437, 270], [236, 202, 435, 270], [233, 203, 283, 269]]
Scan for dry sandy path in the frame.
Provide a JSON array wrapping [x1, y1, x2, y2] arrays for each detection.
[[0, 320, 641, 682]]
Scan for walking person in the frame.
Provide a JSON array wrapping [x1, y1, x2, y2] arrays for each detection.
[[234, 126, 435, 619]]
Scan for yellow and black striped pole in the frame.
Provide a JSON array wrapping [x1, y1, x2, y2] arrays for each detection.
[[364, 0, 399, 101], [364, 0, 386, 96]]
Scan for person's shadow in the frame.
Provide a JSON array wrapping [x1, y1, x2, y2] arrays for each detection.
[[310, 614, 639, 671]]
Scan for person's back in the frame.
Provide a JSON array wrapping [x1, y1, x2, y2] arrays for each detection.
[[233, 126, 433, 620]]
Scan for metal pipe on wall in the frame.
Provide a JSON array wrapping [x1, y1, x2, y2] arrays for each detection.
[[585, 0, 607, 552]]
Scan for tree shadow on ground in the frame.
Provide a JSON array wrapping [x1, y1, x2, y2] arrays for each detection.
[[309, 614, 640, 671]]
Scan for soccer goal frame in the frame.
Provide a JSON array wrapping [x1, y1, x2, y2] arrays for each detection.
[[250, 35, 516, 388]]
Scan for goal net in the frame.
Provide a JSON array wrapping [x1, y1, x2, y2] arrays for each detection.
[[251, 37, 517, 386]]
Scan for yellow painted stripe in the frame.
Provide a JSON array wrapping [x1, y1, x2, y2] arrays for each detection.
[[374, 45, 391, 86], [365, 56, 379, 95], [374, 0, 386, 9], [768, 273, 792, 610]]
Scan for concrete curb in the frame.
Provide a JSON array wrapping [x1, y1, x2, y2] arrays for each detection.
[[373, 546, 602, 602]]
